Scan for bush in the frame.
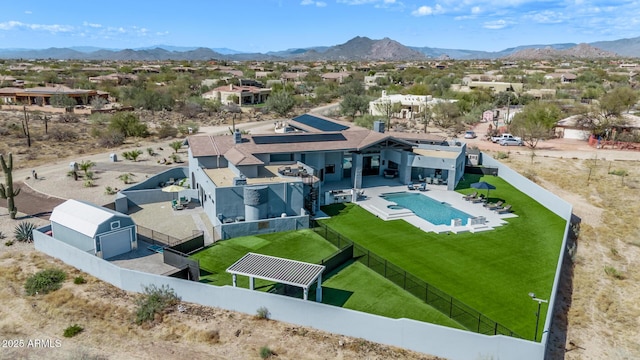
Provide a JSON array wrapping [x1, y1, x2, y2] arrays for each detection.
[[255, 306, 270, 320], [14, 222, 36, 243], [495, 151, 509, 159], [96, 129, 125, 148], [135, 284, 180, 325], [49, 127, 79, 142], [63, 324, 84, 338], [74, 276, 87, 285], [604, 266, 625, 280], [25, 268, 67, 296], [5, 240, 14, 246], [156, 122, 178, 138], [259, 346, 276, 359]]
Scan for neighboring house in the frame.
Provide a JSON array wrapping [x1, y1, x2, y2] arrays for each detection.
[[321, 72, 351, 83], [543, 73, 577, 83], [364, 72, 388, 89], [50, 199, 138, 259], [187, 114, 466, 239], [453, 81, 523, 94], [88, 73, 138, 84], [202, 84, 271, 105], [281, 72, 308, 82], [0, 85, 108, 106], [369, 91, 457, 120], [556, 113, 640, 140]]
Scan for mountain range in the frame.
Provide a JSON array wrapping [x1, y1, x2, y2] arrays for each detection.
[[0, 36, 638, 61]]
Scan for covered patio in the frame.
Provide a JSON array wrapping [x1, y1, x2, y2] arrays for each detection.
[[227, 253, 325, 302]]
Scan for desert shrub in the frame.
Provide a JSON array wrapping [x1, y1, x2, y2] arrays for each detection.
[[63, 324, 84, 338], [135, 284, 180, 325], [83, 179, 94, 188], [89, 113, 111, 125], [146, 147, 155, 156], [96, 129, 125, 148], [25, 268, 67, 296], [604, 266, 625, 280], [74, 276, 87, 285], [255, 306, 270, 320], [156, 122, 178, 138], [14, 222, 36, 242], [49, 127, 79, 142], [169, 153, 182, 163], [495, 151, 509, 159], [109, 112, 149, 138], [58, 113, 80, 123], [104, 186, 117, 195], [259, 346, 276, 359]]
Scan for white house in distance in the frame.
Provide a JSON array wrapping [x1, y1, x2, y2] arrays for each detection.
[[369, 91, 456, 120], [202, 84, 271, 105]]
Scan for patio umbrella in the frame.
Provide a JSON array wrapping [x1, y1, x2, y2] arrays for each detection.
[[471, 181, 496, 198], [162, 184, 185, 200]]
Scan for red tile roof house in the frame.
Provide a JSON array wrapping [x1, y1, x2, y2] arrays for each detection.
[[186, 113, 464, 239], [201, 84, 271, 105]]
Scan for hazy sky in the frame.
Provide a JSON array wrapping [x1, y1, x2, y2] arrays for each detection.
[[0, 0, 638, 52]]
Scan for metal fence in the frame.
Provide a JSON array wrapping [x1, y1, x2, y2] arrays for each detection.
[[310, 220, 522, 338], [136, 225, 203, 249]]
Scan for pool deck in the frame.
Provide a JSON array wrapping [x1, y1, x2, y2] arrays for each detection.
[[355, 184, 516, 234]]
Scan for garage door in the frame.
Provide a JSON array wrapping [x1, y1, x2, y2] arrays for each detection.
[[100, 228, 132, 259]]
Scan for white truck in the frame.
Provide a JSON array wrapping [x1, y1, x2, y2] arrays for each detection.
[[491, 133, 521, 143]]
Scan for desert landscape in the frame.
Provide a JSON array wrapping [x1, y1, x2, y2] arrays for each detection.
[[1, 110, 639, 360]]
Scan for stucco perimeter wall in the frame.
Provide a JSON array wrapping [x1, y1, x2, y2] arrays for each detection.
[[482, 153, 572, 351], [34, 230, 544, 360]]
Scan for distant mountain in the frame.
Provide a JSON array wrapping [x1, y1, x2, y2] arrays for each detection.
[[0, 35, 638, 61], [294, 36, 425, 61], [503, 43, 618, 60]]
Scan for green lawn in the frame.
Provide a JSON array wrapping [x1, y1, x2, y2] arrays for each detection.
[[320, 174, 567, 339], [191, 229, 337, 288], [190, 229, 464, 329]]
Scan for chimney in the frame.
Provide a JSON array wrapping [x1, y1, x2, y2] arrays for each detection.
[[234, 129, 242, 144], [373, 121, 385, 133], [229, 84, 233, 91]]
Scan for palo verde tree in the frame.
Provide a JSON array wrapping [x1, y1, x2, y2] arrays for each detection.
[[340, 93, 370, 121], [510, 101, 561, 150], [265, 90, 296, 117], [0, 153, 21, 219]]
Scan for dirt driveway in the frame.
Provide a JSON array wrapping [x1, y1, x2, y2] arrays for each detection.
[[0, 181, 64, 220]]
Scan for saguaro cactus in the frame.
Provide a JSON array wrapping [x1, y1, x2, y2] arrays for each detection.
[[0, 153, 20, 219]]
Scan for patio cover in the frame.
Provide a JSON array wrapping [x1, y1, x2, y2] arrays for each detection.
[[226, 253, 325, 302]]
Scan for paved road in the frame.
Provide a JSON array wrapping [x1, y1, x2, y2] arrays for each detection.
[[0, 181, 65, 220]]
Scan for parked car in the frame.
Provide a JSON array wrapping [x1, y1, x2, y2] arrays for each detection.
[[464, 130, 477, 139], [491, 133, 521, 143], [499, 138, 523, 146]]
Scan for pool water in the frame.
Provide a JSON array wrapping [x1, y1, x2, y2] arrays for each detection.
[[381, 192, 472, 225]]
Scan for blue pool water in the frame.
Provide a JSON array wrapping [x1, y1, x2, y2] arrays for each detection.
[[381, 192, 472, 225]]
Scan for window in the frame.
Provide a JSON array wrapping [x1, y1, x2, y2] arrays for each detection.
[[110, 221, 120, 230], [325, 164, 335, 174], [270, 153, 294, 162]]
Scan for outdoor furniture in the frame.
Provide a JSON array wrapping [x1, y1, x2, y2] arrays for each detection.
[[179, 196, 190, 206], [171, 199, 184, 210], [147, 245, 164, 253], [496, 205, 513, 214], [463, 192, 477, 201], [484, 200, 504, 209], [418, 182, 427, 191], [407, 182, 416, 190], [236, 216, 245, 222], [418, 174, 426, 183], [426, 177, 433, 184], [223, 217, 234, 224], [471, 194, 486, 203]]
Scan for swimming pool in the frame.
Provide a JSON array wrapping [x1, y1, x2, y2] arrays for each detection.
[[381, 192, 472, 225]]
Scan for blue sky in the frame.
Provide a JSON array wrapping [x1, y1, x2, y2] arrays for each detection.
[[0, 0, 638, 52]]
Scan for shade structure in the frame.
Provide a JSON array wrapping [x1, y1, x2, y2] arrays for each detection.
[[471, 181, 496, 197], [162, 184, 185, 199]]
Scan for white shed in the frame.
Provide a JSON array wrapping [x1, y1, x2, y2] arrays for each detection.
[[50, 199, 137, 259]]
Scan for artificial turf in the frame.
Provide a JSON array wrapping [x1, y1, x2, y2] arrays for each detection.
[[190, 229, 465, 329], [320, 174, 567, 339]]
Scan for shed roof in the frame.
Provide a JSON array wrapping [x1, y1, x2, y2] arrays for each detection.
[[227, 253, 325, 288], [50, 199, 131, 238]]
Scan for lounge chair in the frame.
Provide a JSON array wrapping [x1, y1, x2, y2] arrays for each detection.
[[463, 192, 477, 201], [179, 196, 190, 206], [418, 174, 426, 183], [484, 200, 504, 209], [471, 194, 486, 203], [496, 205, 512, 214], [418, 182, 427, 191], [407, 182, 416, 190], [171, 199, 184, 210]]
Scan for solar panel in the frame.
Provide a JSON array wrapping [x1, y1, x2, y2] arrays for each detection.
[[292, 114, 349, 132], [252, 133, 346, 144]]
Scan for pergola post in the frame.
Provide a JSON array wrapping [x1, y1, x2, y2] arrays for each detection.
[[249, 276, 255, 290], [232, 274, 237, 287], [303, 287, 309, 300], [316, 274, 323, 302]]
